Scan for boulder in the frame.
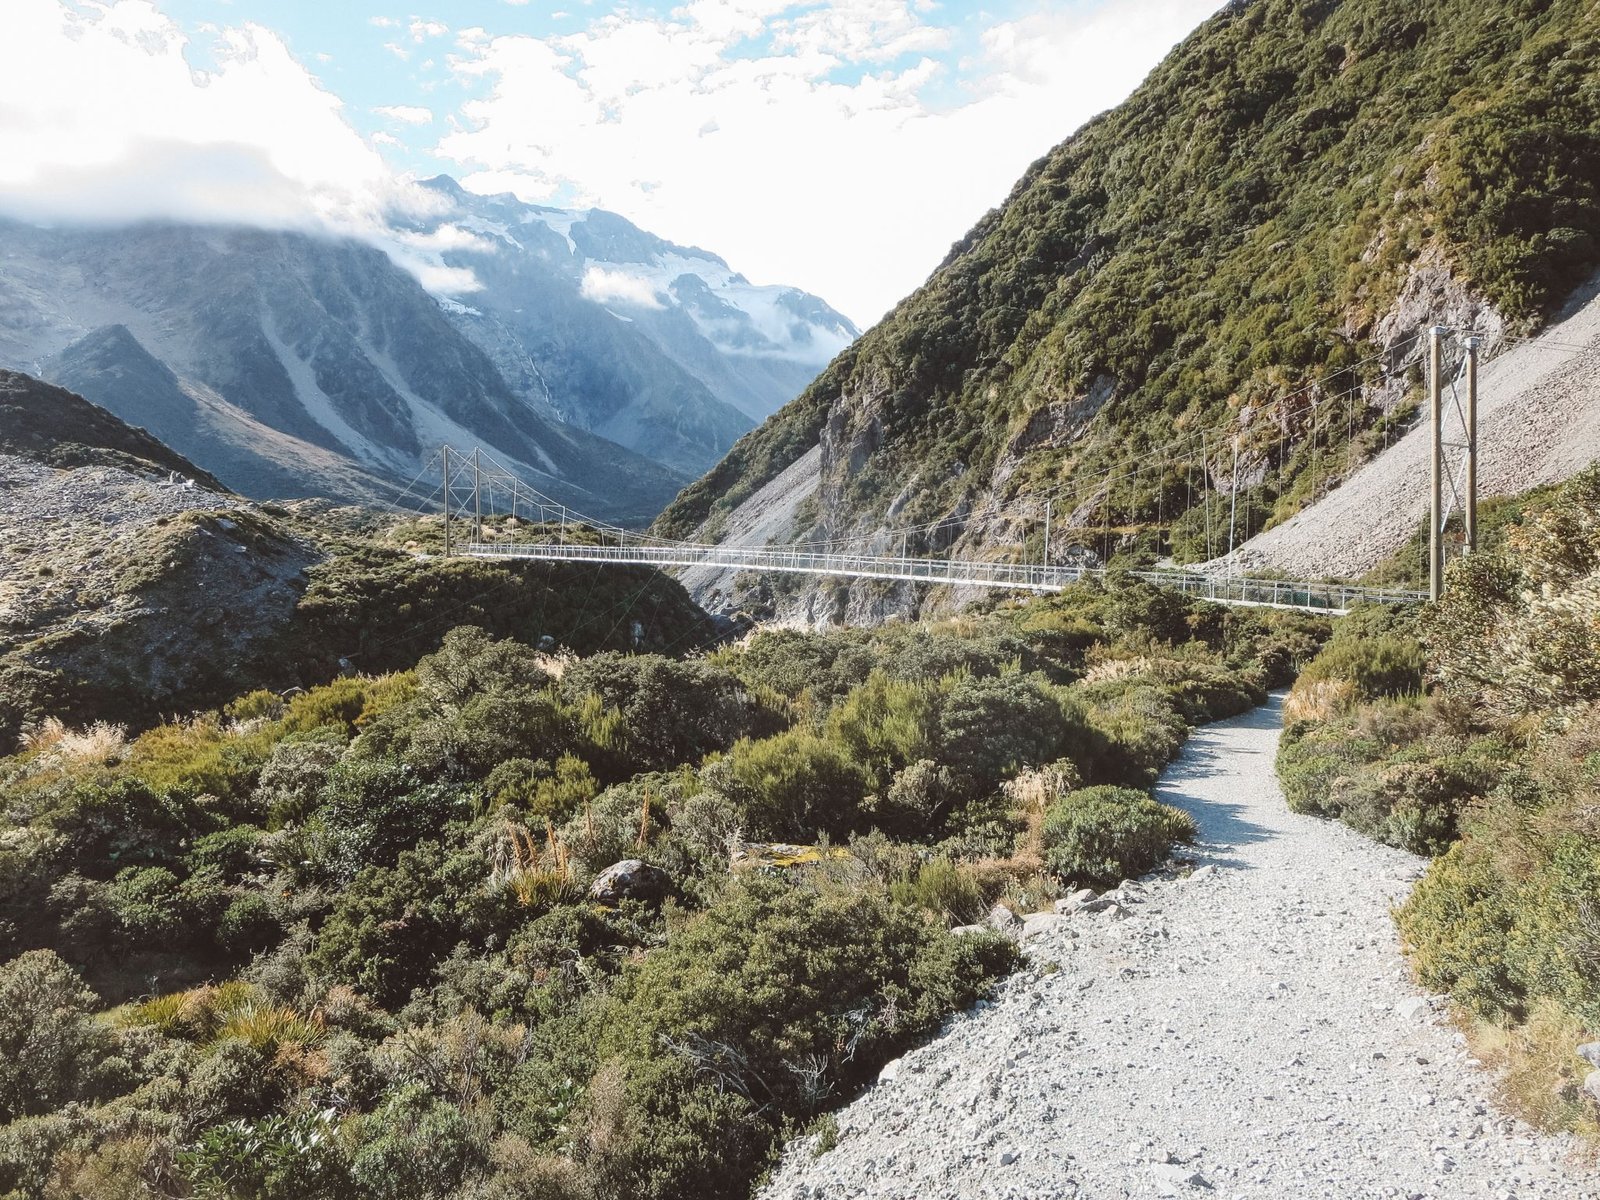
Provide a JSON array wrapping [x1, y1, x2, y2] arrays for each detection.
[[1055, 889, 1105, 914], [1578, 1042, 1600, 1070], [988, 903, 1021, 935], [1394, 996, 1430, 1022], [1585, 1069, 1600, 1105], [1021, 912, 1066, 940], [588, 859, 671, 905]]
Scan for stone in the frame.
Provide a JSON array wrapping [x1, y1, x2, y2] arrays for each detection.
[[950, 924, 988, 937], [1187, 865, 1217, 881], [1055, 888, 1098, 914], [1394, 996, 1429, 1022], [1578, 1042, 1600, 1070], [998, 1149, 1019, 1166], [1585, 1070, 1600, 1104], [878, 1058, 903, 1084], [1022, 912, 1066, 940], [988, 903, 1021, 934], [587, 859, 671, 905], [1150, 1162, 1209, 1193]]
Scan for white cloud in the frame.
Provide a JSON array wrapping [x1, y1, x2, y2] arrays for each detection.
[[0, 0, 400, 233], [374, 104, 435, 124], [438, 0, 1224, 324], [580, 266, 665, 309], [409, 19, 449, 42]]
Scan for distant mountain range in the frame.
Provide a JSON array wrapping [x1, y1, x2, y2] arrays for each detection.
[[411, 176, 857, 475], [0, 179, 856, 519]]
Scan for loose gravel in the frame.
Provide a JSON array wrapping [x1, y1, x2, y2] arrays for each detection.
[[1231, 279, 1600, 579], [760, 698, 1600, 1200]]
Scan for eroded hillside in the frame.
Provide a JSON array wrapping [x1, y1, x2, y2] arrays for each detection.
[[656, 0, 1600, 621]]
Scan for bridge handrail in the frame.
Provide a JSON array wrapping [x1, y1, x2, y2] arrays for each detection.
[[456, 540, 1426, 612]]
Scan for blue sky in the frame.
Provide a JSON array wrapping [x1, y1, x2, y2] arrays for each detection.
[[0, 1, 1223, 323]]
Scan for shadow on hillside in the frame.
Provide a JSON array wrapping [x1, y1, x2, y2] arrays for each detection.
[[1153, 695, 1286, 870]]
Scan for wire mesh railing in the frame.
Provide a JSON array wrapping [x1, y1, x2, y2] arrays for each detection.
[[459, 539, 1424, 613]]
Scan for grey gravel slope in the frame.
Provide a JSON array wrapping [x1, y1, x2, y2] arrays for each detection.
[[761, 698, 1599, 1200], [1232, 276, 1600, 579]]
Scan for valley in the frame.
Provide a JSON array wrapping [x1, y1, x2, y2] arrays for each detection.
[[2, 0, 1600, 1197]]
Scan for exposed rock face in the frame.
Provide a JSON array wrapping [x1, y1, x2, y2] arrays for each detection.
[[0, 218, 685, 520], [587, 859, 672, 905], [1363, 249, 1510, 414], [405, 177, 858, 475]]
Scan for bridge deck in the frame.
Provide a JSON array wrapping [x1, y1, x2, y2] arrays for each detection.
[[460, 541, 1424, 614]]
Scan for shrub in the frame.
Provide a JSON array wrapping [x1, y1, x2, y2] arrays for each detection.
[[346, 1085, 485, 1200], [313, 758, 471, 880], [936, 672, 1072, 794], [181, 1108, 348, 1200], [0, 952, 123, 1122], [586, 875, 1016, 1200], [560, 653, 759, 777], [889, 857, 985, 926], [1293, 633, 1425, 704], [722, 730, 870, 841], [1040, 785, 1195, 887]]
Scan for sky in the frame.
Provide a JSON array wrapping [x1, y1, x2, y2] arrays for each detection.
[[0, 0, 1223, 326]]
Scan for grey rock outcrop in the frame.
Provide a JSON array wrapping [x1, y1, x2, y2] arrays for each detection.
[[587, 859, 671, 905]]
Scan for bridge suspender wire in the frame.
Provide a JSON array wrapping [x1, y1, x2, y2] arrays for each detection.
[[419, 443, 1424, 614]]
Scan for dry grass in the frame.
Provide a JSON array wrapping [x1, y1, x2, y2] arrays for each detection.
[[1284, 677, 1356, 724], [1466, 1000, 1599, 1140], [20, 716, 128, 764], [491, 819, 578, 909], [1081, 656, 1156, 685]]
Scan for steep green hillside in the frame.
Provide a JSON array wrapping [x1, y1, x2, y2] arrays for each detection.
[[656, 0, 1600, 571]]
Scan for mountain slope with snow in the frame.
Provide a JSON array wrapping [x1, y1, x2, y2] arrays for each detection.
[[0, 219, 685, 520], [408, 177, 858, 473]]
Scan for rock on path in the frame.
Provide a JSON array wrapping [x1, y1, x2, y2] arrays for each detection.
[[760, 697, 1600, 1200]]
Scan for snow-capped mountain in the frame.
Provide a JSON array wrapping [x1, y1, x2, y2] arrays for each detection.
[[0, 185, 857, 512], [405, 177, 859, 474], [0, 220, 684, 520]]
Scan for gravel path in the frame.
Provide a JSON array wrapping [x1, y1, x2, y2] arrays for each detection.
[[760, 698, 1599, 1200]]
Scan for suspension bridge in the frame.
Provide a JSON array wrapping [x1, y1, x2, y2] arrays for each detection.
[[391, 445, 1429, 615]]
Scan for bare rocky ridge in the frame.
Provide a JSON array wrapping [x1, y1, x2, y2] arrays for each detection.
[[760, 700, 1599, 1200], [0, 438, 316, 740]]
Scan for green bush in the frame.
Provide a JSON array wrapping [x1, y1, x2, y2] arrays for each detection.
[[181, 1108, 349, 1200], [722, 730, 871, 841], [1040, 785, 1196, 887], [0, 950, 122, 1122], [1296, 634, 1426, 701], [587, 875, 1016, 1200]]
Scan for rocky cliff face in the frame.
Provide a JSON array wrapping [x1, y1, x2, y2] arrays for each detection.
[[408, 177, 858, 475], [0, 220, 686, 521]]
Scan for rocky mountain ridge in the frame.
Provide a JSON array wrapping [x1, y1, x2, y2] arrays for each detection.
[[0, 219, 687, 521], [412, 176, 857, 475], [0, 185, 856, 515]]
